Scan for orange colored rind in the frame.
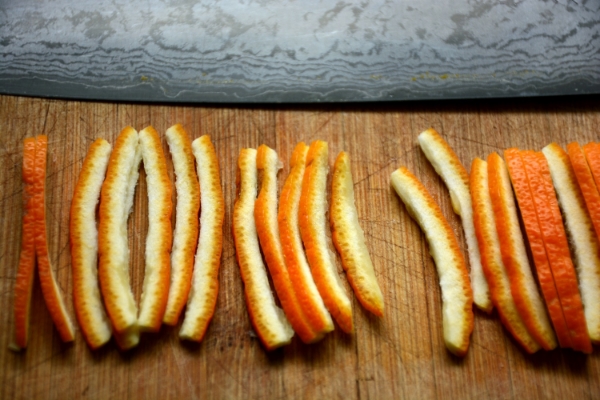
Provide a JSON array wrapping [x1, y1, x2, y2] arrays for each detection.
[[579, 142, 600, 240], [233, 148, 293, 350], [391, 167, 474, 357], [330, 152, 384, 317], [299, 141, 353, 333], [163, 124, 200, 326], [418, 128, 491, 313]]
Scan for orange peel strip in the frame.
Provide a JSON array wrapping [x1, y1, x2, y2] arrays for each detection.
[[12, 137, 37, 350], [579, 142, 600, 239], [542, 144, 600, 345], [278, 143, 334, 337], [470, 158, 540, 353], [299, 141, 353, 333], [330, 152, 384, 317], [70, 138, 113, 349], [98, 126, 141, 348], [163, 124, 200, 326], [34, 135, 75, 342], [233, 148, 293, 350], [136, 126, 173, 332], [391, 167, 473, 357], [418, 128, 491, 312], [255, 145, 320, 343], [179, 135, 224, 342], [487, 153, 556, 350]]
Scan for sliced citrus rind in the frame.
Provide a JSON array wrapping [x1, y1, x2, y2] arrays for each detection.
[[255, 145, 320, 343], [299, 141, 353, 333], [470, 158, 540, 353], [136, 126, 173, 332], [12, 137, 37, 350], [278, 143, 334, 337], [579, 142, 600, 240], [179, 135, 224, 342], [391, 167, 474, 357], [233, 148, 294, 350], [98, 126, 141, 335], [163, 124, 200, 326], [418, 128, 492, 313], [70, 138, 113, 349], [34, 135, 75, 342], [487, 152, 557, 351], [330, 152, 384, 317]]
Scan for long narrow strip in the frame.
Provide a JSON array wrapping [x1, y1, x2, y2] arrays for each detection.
[[70, 138, 113, 349], [330, 152, 384, 317], [34, 135, 75, 342], [578, 142, 600, 238], [12, 137, 37, 350], [279, 143, 334, 337], [418, 128, 491, 312], [255, 145, 319, 343], [137, 126, 173, 331], [470, 158, 540, 353], [523, 150, 591, 353], [299, 141, 353, 333], [163, 124, 200, 326], [233, 148, 293, 350], [179, 135, 224, 342], [487, 153, 556, 350], [504, 148, 571, 349], [98, 126, 141, 349], [544, 143, 600, 344], [391, 167, 473, 357]]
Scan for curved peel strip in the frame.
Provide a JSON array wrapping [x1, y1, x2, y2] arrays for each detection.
[[418, 128, 491, 313], [299, 141, 353, 333], [391, 167, 473, 357], [279, 143, 334, 337], [487, 153, 556, 350], [470, 158, 540, 353], [34, 135, 75, 342], [163, 124, 200, 326], [233, 148, 293, 350], [179, 135, 224, 342], [255, 145, 319, 343], [330, 152, 384, 317], [12, 137, 37, 350], [579, 142, 600, 239], [98, 126, 141, 337], [70, 138, 113, 349], [543, 143, 600, 345], [137, 126, 173, 332]]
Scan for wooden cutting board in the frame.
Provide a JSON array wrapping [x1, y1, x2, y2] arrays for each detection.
[[1, 95, 599, 400]]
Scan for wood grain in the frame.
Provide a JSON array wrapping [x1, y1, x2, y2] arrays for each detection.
[[0, 94, 599, 399]]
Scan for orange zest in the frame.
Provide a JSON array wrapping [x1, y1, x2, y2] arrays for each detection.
[[163, 124, 200, 326], [12, 137, 37, 350], [70, 138, 113, 349], [391, 167, 473, 357], [470, 157, 540, 353], [255, 145, 320, 343], [278, 143, 334, 337], [179, 135, 224, 342], [299, 141, 353, 333], [330, 152, 384, 317], [233, 148, 293, 350], [34, 135, 75, 343], [487, 153, 556, 350]]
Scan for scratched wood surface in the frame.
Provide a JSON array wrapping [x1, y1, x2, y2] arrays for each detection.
[[0, 94, 599, 400]]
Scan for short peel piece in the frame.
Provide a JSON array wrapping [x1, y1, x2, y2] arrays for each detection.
[[418, 128, 491, 313], [70, 138, 113, 349], [233, 148, 293, 350], [163, 124, 200, 326], [279, 143, 334, 337], [299, 141, 353, 333], [179, 135, 224, 342], [391, 167, 474, 357], [330, 151, 384, 317]]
